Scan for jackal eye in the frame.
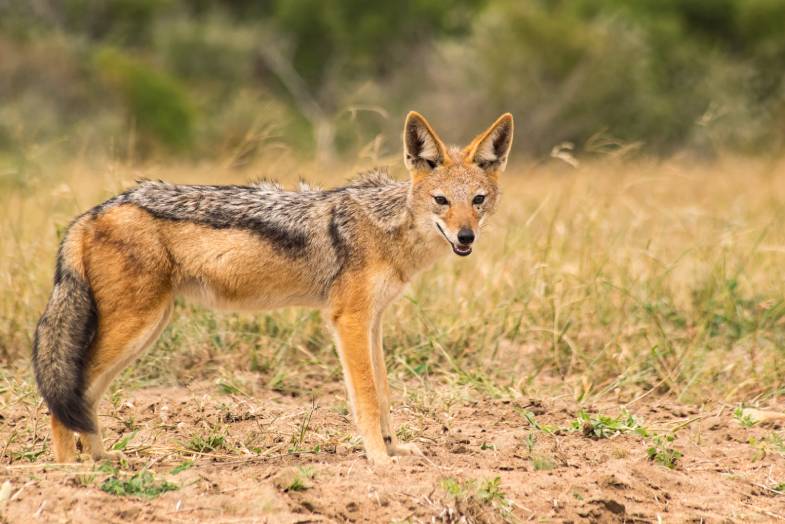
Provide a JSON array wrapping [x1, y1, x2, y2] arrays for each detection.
[[473, 194, 486, 205], [433, 195, 449, 206]]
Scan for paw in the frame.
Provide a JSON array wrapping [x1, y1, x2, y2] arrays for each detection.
[[54, 451, 79, 464], [389, 442, 423, 457], [91, 449, 127, 463], [366, 449, 394, 466]]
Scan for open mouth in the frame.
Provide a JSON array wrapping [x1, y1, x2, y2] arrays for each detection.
[[436, 223, 473, 257]]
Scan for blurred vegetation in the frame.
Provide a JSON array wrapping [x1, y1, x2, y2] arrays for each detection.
[[1, 0, 784, 166]]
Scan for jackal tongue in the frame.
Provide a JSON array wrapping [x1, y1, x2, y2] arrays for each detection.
[[453, 244, 472, 256]]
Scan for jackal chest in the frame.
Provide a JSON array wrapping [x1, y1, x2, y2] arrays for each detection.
[[370, 270, 408, 314]]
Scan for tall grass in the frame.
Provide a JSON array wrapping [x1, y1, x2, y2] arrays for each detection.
[[2, 156, 784, 404]]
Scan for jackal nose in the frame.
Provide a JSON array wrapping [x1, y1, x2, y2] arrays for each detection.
[[457, 228, 475, 245]]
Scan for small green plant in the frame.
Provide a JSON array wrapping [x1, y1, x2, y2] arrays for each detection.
[[288, 466, 315, 491], [647, 434, 683, 469], [112, 430, 138, 451], [520, 410, 557, 434], [572, 410, 648, 439], [216, 379, 246, 396], [110, 389, 123, 409], [521, 432, 555, 471], [10, 448, 46, 462], [185, 432, 226, 453], [74, 473, 96, 488], [269, 371, 288, 393], [396, 424, 415, 442], [476, 477, 513, 513], [441, 477, 464, 497], [440, 476, 514, 521], [734, 407, 758, 428], [170, 460, 193, 475], [289, 403, 316, 452], [524, 433, 537, 454], [531, 454, 556, 471], [770, 433, 785, 455], [97, 462, 119, 475], [773, 483, 785, 494], [121, 416, 139, 431], [748, 432, 785, 461], [100, 470, 178, 498]]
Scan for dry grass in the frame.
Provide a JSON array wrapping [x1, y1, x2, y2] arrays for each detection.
[[2, 155, 785, 521], [3, 155, 785, 404]]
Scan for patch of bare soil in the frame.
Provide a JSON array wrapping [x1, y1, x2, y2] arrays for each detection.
[[2, 381, 785, 523]]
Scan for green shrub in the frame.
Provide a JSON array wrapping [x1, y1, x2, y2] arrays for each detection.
[[95, 47, 196, 153]]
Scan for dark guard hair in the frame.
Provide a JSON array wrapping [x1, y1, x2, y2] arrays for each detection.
[[32, 239, 97, 433]]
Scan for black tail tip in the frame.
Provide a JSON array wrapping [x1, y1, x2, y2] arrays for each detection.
[[48, 397, 96, 434]]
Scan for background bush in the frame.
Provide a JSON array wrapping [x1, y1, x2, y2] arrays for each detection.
[[1, 0, 784, 165]]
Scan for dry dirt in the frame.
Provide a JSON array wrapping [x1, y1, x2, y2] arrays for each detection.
[[2, 379, 785, 523]]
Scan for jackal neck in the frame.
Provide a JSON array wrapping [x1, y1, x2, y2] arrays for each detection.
[[344, 169, 411, 233], [345, 170, 445, 280]]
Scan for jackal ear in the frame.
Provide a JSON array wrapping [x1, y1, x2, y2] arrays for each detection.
[[465, 113, 514, 173], [403, 111, 448, 173]]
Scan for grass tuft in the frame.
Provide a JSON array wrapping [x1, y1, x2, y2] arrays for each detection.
[[440, 476, 514, 522], [185, 432, 227, 453], [646, 434, 683, 469], [573, 410, 648, 439], [100, 470, 178, 499]]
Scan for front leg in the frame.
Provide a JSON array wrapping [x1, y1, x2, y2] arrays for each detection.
[[371, 316, 422, 457], [331, 308, 390, 465]]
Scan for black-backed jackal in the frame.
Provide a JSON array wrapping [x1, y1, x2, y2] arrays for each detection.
[[33, 112, 513, 465]]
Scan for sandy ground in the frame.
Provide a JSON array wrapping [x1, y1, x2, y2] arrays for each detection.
[[2, 380, 785, 523]]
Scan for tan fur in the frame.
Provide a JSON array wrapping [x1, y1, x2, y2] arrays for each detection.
[[51, 417, 77, 463], [40, 112, 513, 465]]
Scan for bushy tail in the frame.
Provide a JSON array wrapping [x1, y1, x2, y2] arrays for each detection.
[[32, 239, 97, 433]]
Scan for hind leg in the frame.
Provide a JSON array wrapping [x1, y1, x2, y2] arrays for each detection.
[[46, 303, 172, 464], [51, 416, 78, 463], [78, 302, 173, 461]]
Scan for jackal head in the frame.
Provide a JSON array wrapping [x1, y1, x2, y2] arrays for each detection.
[[403, 111, 513, 256]]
